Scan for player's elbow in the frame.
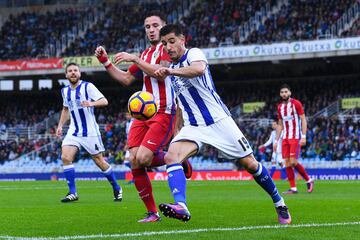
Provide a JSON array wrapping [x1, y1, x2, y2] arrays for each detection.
[[122, 76, 134, 86], [196, 67, 206, 76], [102, 98, 109, 106], [123, 79, 132, 86]]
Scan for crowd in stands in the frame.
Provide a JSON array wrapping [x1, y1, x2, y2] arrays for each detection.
[[244, 116, 360, 163], [179, 0, 277, 48], [342, 17, 360, 37], [0, 92, 59, 127], [0, 7, 99, 60], [0, 77, 359, 166], [1, 0, 359, 60], [222, 78, 359, 119], [63, 1, 186, 56], [0, 138, 56, 164], [245, 0, 357, 44]]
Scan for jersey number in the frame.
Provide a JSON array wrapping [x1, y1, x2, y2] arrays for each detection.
[[238, 137, 250, 151]]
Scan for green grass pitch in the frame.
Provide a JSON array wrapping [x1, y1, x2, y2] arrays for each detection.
[[0, 180, 359, 239]]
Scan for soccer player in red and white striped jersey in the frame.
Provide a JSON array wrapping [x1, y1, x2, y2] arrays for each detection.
[[95, 12, 192, 222], [274, 84, 314, 194]]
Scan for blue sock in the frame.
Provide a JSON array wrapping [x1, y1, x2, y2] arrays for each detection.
[[281, 168, 287, 179], [167, 163, 187, 205], [63, 165, 76, 194], [269, 165, 276, 178], [103, 166, 121, 191], [252, 163, 282, 204]]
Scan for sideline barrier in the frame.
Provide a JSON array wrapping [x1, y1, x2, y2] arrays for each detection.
[[0, 169, 359, 181]]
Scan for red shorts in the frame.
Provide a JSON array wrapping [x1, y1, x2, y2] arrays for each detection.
[[282, 139, 300, 159], [128, 113, 175, 153]]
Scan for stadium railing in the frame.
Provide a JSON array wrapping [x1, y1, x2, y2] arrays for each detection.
[[331, 1, 360, 36]]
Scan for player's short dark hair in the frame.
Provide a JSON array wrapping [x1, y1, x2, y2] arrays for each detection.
[[280, 84, 291, 91], [144, 11, 167, 23], [160, 24, 184, 37], [65, 62, 80, 73]]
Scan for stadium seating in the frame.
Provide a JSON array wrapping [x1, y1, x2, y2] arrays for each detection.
[[0, 77, 358, 171], [0, 0, 358, 60], [244, 0, 358, 44], [0, 7, 100, 60], [179, 0, 278, 48], [1, 112, 358, 172], [342, 17, 360, 37], [62, 0, 188, 56]]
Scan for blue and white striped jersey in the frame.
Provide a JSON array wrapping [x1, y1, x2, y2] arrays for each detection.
[[169, 48, 230, 126], [61, 81, 104, 137], [125, 118, 133, 139], [263, 130, 283, 152]]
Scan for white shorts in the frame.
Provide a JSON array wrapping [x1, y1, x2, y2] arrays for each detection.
[[272, 151, 284, 165], [62, 134, 105, 155], [172, 116, 253, 159], [124, 150, 130, 160]]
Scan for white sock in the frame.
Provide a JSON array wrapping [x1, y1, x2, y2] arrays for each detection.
[[274, 197, 285, 207], [290, 187, 297, 191], [178, 202, 188, 210]]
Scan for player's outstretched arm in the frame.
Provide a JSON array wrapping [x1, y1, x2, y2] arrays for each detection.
[[154, 61, 206, 79], [56, 107, 70, 137], [114, 52, 169, 78], [81, 97, 108, 108], [95, 46, 136, 86], [261, 134, 273, 149]]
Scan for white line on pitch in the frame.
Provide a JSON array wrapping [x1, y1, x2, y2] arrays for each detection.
[[0, 221, 359, 240]]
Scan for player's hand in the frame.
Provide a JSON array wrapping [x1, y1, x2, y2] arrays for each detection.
[[154, 67, 172, 79], [95, 46, 109, 64], [259, 145, 265, 153], [300, 138, 306, 146], [56, 126, 62, 137], [81, 101, 93, 107], [114, 52, 138, 65]]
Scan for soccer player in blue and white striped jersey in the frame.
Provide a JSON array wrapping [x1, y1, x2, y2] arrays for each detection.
[[259, 120, 285, 178], [154, 24, 291, 224], [56, 62, 122, 203]]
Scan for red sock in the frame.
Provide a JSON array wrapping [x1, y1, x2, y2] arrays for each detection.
[[285, 167, 296, 188], [132, 168, 157, 213], [295, 163, 310, 181], [149, 151, 166, 168]]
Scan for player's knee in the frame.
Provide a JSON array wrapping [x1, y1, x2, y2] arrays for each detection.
[[136, 151, 153, 167], [245, 159, 259, 172], [61, 154, 72, 165], [164, 152, 178, 165], [239, 154, 258, 172]]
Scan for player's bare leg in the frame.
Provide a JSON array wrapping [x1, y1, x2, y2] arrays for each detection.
[[92, 153, 122, 201], [61, 146, 79, 202]]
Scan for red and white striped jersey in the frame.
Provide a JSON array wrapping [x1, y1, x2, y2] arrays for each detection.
[[129, 42, 176, 115], [277, 98, 305, 140]]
